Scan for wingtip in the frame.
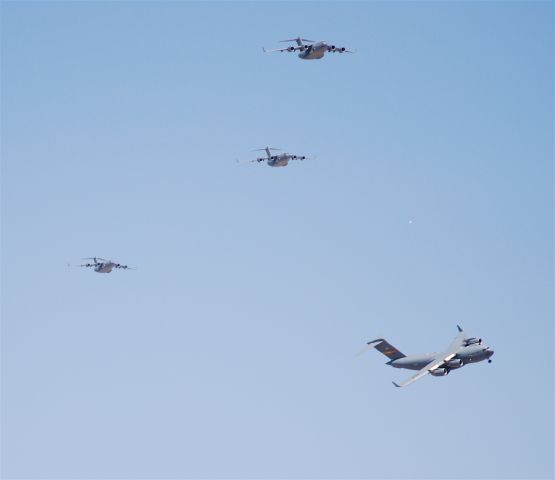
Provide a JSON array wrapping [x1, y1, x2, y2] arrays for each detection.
[[392, 381, 401, 388], [457, 325, 463, 332]]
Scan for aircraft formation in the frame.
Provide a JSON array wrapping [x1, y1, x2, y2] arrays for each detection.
[[73, 37, 494, 388]]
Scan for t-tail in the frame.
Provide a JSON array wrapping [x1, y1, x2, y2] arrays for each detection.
[[358, 338, 406, 361], [252, 147, 280, 158], [280, 37, 314, 46]]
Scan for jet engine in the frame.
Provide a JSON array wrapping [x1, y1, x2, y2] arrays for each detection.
[[288, 46, 295, 52], [430, 368, 449, 377], [340, 47, 346, 52], [464, 337, 482, 346], [301, 156, 306, 160], [446, 359, 463, 369]]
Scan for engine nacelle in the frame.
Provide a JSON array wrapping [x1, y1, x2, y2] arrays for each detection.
[[288, 46, 295, 52], [446, 359, 464, 369], [340, 47, 346, 52], [430, 368, 449, 377], [301, 156, 306, 160], [464, 337, 482, 346]]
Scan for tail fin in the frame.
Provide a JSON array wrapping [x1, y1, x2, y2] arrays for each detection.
[[252, 147, 280, 158], [365, 339, 405, 360], [280, 37, 314, 46]]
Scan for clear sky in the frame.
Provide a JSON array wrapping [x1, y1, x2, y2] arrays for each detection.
[[1, 1, 553, 479]]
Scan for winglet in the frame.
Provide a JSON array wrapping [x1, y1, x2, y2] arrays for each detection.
[[262, 47, 266, 53], [457, 325, 463, 332], [392, 381, 401, 388]]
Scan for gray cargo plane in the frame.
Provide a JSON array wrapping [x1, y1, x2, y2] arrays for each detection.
[[240, 147, 309, 168], [359, 326, 494, 387], [79, 257, 134, 274], [263, 37, 353, 60]]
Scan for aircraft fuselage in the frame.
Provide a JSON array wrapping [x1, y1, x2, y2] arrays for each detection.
[[267, 154, 291, 167], [298, 41, 327, 60], [95, 262, 115, 273], [388, 344, 494, 371]]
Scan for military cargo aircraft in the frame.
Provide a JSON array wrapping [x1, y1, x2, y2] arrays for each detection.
[[358, 326, 494, 387], [239, 147, 309, 168], [78, 257, 134, 274], [263, 37, 353, 60]]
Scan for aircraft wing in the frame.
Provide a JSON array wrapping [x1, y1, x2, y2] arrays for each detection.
[[114, 264, 134, 270], [329, 47, 355, 54], [447, 329, 466, 352], [392, 330, 466, 388], [236, 158, 265, 164], [262, 46, 301, 53], [392, 358, 442, 388]]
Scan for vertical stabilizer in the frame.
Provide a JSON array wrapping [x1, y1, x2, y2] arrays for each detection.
[[366, 339, 406, 360]]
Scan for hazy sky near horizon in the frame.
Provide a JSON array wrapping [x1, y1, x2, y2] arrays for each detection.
[[2, 1, 553, 479]]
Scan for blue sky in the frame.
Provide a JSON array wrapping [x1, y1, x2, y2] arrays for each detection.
[[1, 1, 553, 478]]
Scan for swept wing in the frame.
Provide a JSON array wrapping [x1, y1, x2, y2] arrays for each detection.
[[392, 330, 466, 388], [262, 46, 304, 53]]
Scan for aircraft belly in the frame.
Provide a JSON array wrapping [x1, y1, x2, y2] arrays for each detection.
[[391, 357, 432, 370], [461, 353, 486, 364], [309, 52, 325, 59], [301, 50, 325, 60]]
